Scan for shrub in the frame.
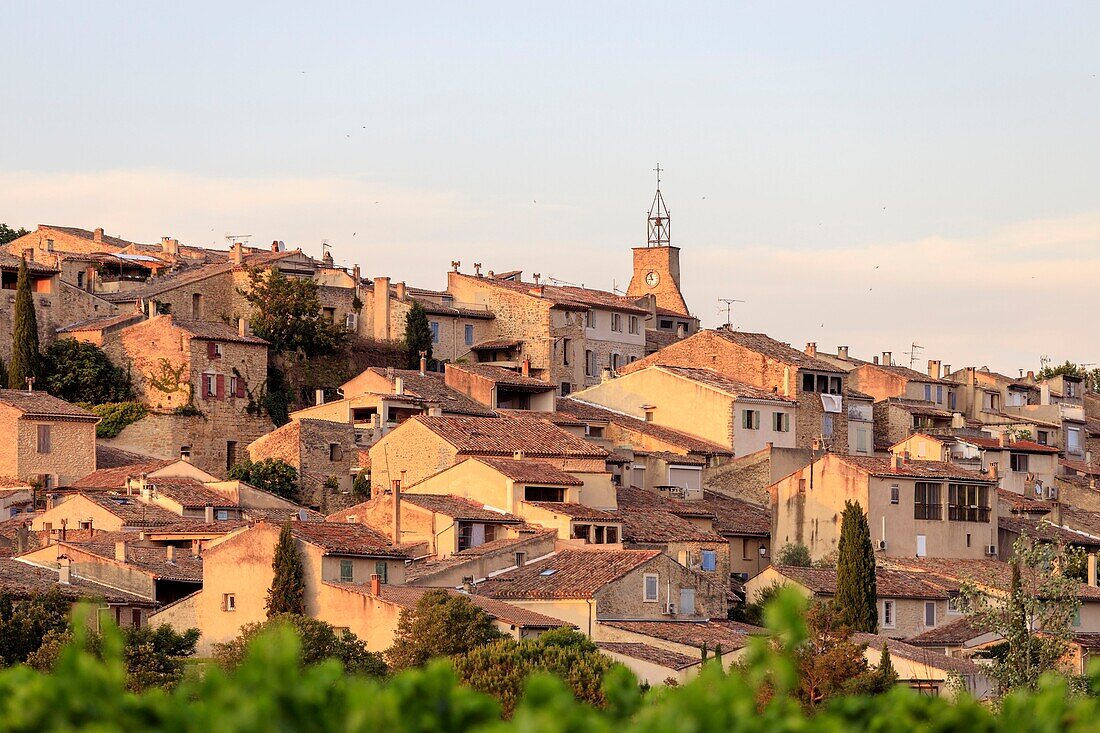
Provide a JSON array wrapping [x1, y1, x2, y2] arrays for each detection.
[[227, 457, 299, 499], [82, 401, 148, 439], [776, 543, 812, 567], [385, 589, 504, 670], [212, 614, 385, 676], [41, 338, 133, 405]]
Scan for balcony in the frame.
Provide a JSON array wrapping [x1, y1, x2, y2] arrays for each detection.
[[948, 505, 990, 523], [914, 504, 942, 521]]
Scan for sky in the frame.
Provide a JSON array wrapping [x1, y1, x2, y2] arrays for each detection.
[[2, 2, 1099, 374]]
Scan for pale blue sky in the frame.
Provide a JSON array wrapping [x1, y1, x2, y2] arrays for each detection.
[[3, 2, 1099, 371]]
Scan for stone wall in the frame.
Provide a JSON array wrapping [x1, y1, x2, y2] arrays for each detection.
[[595, 554, 726, 620]]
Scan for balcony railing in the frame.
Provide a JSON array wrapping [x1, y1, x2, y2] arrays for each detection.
[[914, 504, 942, 521], [948, 505, 990, 522]]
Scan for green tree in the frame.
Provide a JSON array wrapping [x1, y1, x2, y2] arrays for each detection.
[[9, 257, 40, 389], [385, 589, 504, 670], [403, 300, 433, 370], [0, 589, 70, 665], [212, 614, 385, 676], [352, 471, 370, 498], [835, 500, 877, 633], [228, 457, 299, 499], [42, 339, 133, 404], [242, 267, 348, 356], [731, 581, 787, 626], [266, 524, 306, 617], [452, 628, 618, 716], [1036, 360, 1085, 381], [961, 536, 1083, 694], [777, 543, 812, 567], [794, 601, 881, 706], [0, 224, 28, 245]]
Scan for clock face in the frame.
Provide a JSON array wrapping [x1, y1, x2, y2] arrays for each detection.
[[645, 270, 660, 287]]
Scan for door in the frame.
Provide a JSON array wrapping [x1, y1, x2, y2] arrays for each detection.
[[916, 535, 927, 557]]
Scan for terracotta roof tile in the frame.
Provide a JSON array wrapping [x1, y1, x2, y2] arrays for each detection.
[[557, 398, 732, 456], [471, 457, 585, 486], [768, 564, 949, 600], [474, 549, 660, 599], [838, 455, 994, 482], [907, 616, 992, 646], [599, 620, 762, 651], [356, 584, 570, 628], [94, 445, 161, 470], [59, 540, 203, 582], [596, 642, 700, 670], [445, 363, 555, 390], [82, 494, 183, 526], [455, 273, 649, 315], [364, 368, 496, 416], [702, 491, 771, 537], [963, 436, 1060, 454], [287, 521, 413, 558], [885, 557, 1100, 601], [57, 312, 145, 334], [412, 414, 607, 458], [400, 494, 521, 522], [0, 390, 98, 420], [150, 479, 237, 509], [614, 487, 723, 543], [0, 558, 150, 604], [522, 501, 620, 520], [852, 633, 982, 674], [655, 366, 797, 402], [71, 461, 172, 490], [170, 319, 269, 345]]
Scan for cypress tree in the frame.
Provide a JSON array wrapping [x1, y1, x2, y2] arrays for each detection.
[[9, 258, 39, 389], [403, 301, 433, 370], [266, 523, 305, 617], [835, 500, 878, 632], [877, 644, 897, 685]]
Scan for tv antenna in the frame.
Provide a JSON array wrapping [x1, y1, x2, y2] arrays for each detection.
[[225, 233, 252, 246], [718, 298, 744, 329], [904, 342, 924, 369]]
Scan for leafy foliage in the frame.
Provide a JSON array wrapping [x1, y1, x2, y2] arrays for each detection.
[[212, 614, 386, 676], [403, 301, 433, 370], [82, 401, 148, 439], [776, 543, 812, 567], [266, 524, 306, 617], [731, 581, 787, 626], [228, 457, 299, 499], [961, 535, 1083, 694], [0, 589, 70, 665], [243, 267, 348, 356], [835, 500, 877, 633], [42, 338, 133, 404], [352, 471, 370, 498], [0, 223, 29, 245], [386, 589, 504, 670], [9, 257, 40, 389]]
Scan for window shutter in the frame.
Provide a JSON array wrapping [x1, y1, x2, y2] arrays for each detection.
[[216, 374, 225, 400], [207, 342, 217, 359], [235, 378, 246, 398]]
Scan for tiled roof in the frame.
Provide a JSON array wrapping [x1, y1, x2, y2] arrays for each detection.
[[852, 633, 982, 674], [151, 479, 237, 509], [82, 494, 183, 526], [0, 558, 150, 604], [445, 363, 556, 390], [0, 390, 98, 420], [646, 329, 680, 352], [243, 506, 326, 523], [412, 414, 607, 458], [615, 485, 715, 519], [522, 502, 620, 521], [365, 368, 497, 416], [57, 312, 145, 334], [655, 366, 797, 402], [702, 491, 771, 537], [70, 461, 172, 490], [1061, 458, 1100, 477], [837, 455, 994, 482], [474, 549, 660, 599], [885, 557, 1100, 601], [0, 253, 57, 273], [768, 564, 949, 600], [712, 331, 846, 373], [614, 487, 723, 543], [99, 250, 300, 303], [170, 319, 269, 345], [363, 585, 570, 628], [557, 398, 732, 456], [1061, 507, 1100, 539], [401, 494, 521, 523], [471, 339, 523, 350], [60, 541, 203, 582], [877, 398, 954, 419], [288, 521, 413, 558], [596, 642, 700, 670], [404, 532, 557, 582], [963, 436, 1060, 454], [408, 295, 495, 321], [907, 616, 992, 646], [854, 361, 955, 385], [40, 225, 144, 251], [455, 273, 649, 315], [471, 457, 585, 485], [998, 515, 1100, 546], [1074, 633, 1100, 651], [996, 488, 1052, 514], [599, 620, 762, 652], [95, 444, 161, 470]]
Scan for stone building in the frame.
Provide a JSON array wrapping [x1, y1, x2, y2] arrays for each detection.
[[0, 390, 98, 489], [443, 362, 557, 411], [247, 418, 358, 500]]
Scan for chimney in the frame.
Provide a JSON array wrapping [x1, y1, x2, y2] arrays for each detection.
[[521, 357, 531, 378], [395, 282, 406, 301], [873, 356, 879, 365], [166, 545, 176, 564], [93, 227, 104, 243], [838, 346, 849, 360], [943, 365, 951, 377], [890, 453, 901, 470], [531, 285, 544, 297], [394, 376, 404, 396], [882, 352, 892, 367], [532, 273, 541, 285], [115, 541, 127, 562], [805, 342, 817, 358], [601, 368, 613, 383], [988, 462, 998, 481], [1026, 370, 1035, 382], [315, 389, 325, 406], [998, 432, 1007, 447], [271, 240, 280, 252], [927, 360, 942, 379], [373, 276, 391, 340], [237, 318, 247, 337], [1050, 501, 1063, 527], [370, 573, 382, 596], [58, 556, 71, 585], [161, 237, 179, 257], [462, 576, 475, 594], [1089, 554, 1098, 587], [513, 450, 524, 461], [391, 477, 402, 544], [419, 351, 427, 376], [230, 242, 244, 264], [204, 505, 214, 523]]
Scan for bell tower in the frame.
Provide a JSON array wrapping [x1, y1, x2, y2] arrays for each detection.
[[626, 164, 690, 315]]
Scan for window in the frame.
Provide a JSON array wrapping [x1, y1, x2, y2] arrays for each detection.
[[202, 373, 217, 399], [948, 484, 990, 522], [629, 315, 640, 334], [924, 384, 932, 401], [881, 600, 895, 628], [222, 593, 236, 612], [949, 391, 957, 410], [226, 441, 237, 471], [1068, 427, 1082, 454], [1010, 453, 1029, 473], [644, 410, 654, 422], [916, 534, 927, 557], [855, 428, 870, 454], [374, 562, 388, 584], [700, 550, 717, 571], [562, 338, 571, 365], [658, 319, 673, 330], [914, 482, 942, 520], [610, 353, 620, 371], [329, 443, 341, 461], [585, 350, 595, 377], [464, 324, 474, 345], [890, 484, 900, 505], [340, 559, 354, 583], [822, 414, 834, 438], [631, 465, 645, 488], [586, 425, 604, 438], [605, 526, 618, 543], [45, 238, 54, 251], [772, 412, 789, 432], [215, 509, 229, 521], [643, 573, 659, 602], [524, 485, 565, 502], [1074, 607, 1082, 627], [937, 385, 943, 403], [924, 601, 937, 627], [947, 594, 963, 615], [742, 409, 760, 430], [679, 588, 696, 615], [429, 321, 440, 343], [180, 445, 191, 460], [611, 313, 622, 332], [36, 424, 51, 454], [1067, 380, 1080, 398], [191, 293, 203, 319], [207, 342, 223, 359], [322, 307, 336, 323], [76, 271, 85, 288], [1037, 430, 1049, 445], [560, 381, 572, 396], [458, 522, 498, 551]]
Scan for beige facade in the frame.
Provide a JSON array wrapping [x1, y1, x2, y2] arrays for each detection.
[[0, 397, 98, 489]]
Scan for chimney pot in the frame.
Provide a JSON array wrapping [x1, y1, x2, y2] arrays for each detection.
[[805, 342, 817, 357], [837, 346, 849, 360], [370, 573, 382, 595], [391, 478, 402, 544], [58, 557, 71, 585], [419, 351, 427, 376], [166, 545, 175, 563], [521, 358, 530, 378], [238, 318, 247, 337], [93, 227, 104, 243], [395, 282, 406, 301], [315, 389, 325, 406], [882, 352, 892, 367], [928, 360, 941, 379], [1089, 554, 1098, 587], [890, 453, 900, 470], [204, 505, 214, 523], [394, 376, 404, 395], [230, 242, 244, 264], [114, 541, 126, 562]]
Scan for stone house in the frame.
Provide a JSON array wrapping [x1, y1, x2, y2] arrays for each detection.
[[872, 398, 959, 451], [149, 520, 417, 655], [620, 329, 852, 453], [368, 413, 609, 499], [823, 350, 959, 411], [247, 418, 357, 500], [593, 619, 758, 676], [701, 490, 772, 580], [853, 633, 992, 699], [29, 492, 183, 534], [443, 362, 557, 411], [568, 364, 797, 457], [0, 390, 99, 489], [473, 548, 728, 635], [770, 453, 1000, 562], [404, 532, 559, 588]]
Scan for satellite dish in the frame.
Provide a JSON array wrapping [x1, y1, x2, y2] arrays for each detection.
[[1034, 483, 1043, 497]]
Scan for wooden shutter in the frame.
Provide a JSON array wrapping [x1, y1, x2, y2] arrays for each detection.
[[235, 378, 246, 398], [207, 342, 217, 359], [215, 374, 225, 400]]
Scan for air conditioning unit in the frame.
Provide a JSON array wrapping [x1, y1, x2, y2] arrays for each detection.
[[877, 540, 888, 551], [1045, 485, 1058, 500], [664, 603, 676, 615], [985, 545, 998, 556]]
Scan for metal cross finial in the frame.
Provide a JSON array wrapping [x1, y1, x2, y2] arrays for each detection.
[[653, 163, 663, 188]]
